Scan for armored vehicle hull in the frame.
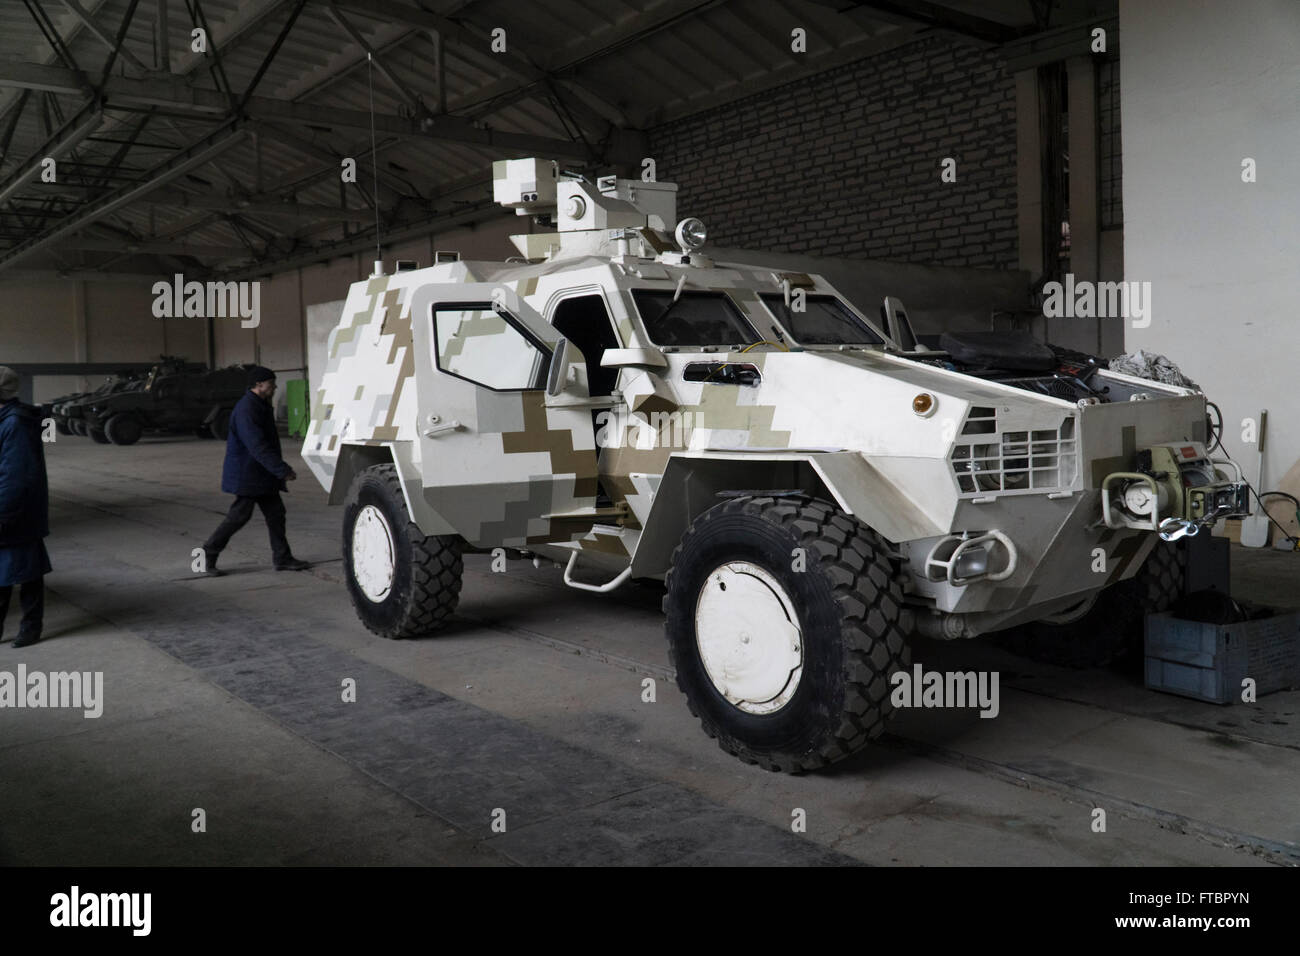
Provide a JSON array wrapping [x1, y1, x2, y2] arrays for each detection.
[[305, 159, 1249, 771], [76, 361, 250, 445]]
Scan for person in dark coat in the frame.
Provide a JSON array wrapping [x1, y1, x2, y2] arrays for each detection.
[[201, 366, 310, 575], [0, 366, 52, 648]]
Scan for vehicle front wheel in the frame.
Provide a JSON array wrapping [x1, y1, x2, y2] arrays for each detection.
[[664, 494, 911, 773], [342, 463, 464, 639], [104, 414, 143, 446], [88, 427, 110, 444]]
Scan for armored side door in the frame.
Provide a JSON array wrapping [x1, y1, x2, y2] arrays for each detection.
[[407, 281, 601, 549]]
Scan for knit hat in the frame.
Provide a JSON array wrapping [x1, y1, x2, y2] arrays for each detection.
[[247, 365, 276, 386], [0, 366, 18, 401]]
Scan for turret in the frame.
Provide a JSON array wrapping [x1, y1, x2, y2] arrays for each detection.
[[492, 158, 705, 263]]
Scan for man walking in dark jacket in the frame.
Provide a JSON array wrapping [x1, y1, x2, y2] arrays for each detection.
[[201, 366, 310, 575], [0, 366, 51, 648]]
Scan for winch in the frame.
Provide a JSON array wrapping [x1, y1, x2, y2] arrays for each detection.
[[1101, 442, 1250, 539]]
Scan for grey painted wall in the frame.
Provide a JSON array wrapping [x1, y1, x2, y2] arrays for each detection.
[[0, 217, 521, 409]]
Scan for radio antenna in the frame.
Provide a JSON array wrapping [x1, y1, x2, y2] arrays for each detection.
[[367, 52, 381, 266]]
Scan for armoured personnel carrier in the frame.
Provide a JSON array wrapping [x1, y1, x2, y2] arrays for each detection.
[[74, 358, 247, 445], [55, 374, 144, 438], [305, 158, 1249, 772]]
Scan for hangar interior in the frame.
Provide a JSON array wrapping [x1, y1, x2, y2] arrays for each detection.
[[0, 0, 1297, 866]]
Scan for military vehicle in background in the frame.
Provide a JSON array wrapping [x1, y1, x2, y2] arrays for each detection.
[[54, 373, 145, 438], [305, 158, 1250, 773], [71, 357, 250, 445]]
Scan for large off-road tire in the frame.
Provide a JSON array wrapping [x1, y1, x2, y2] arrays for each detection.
[[88, 426, 110, 444], [210, 408, 232, 441], [664, 494, 911, 773], [1006, 538, 1187, 668], [104, 414, 143, 446], [194, 424, 214, 439], [341, 463, 463, 639], [55, 419, 72, 436], [70, 419, 86, 436]]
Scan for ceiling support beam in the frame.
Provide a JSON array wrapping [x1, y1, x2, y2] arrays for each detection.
[[136, 188, 378, 222], [155, 0, 171, 72], [188, 0, 240, 114], [0, 101, 103, 206], [818, 0, 1021, 44], [96, 0, 145, 92], [0, 61, 605, 161], [53, 237, 251, 257], [326, 3, 425, 116], [0, 120, 249, 273], [59, 0, 152, 74], [218, 198, 500, 280], [0, 89, 33, 164], [327, 0, 618, 140], [23, 0, 84, 74], [239, 0, 309, 109]]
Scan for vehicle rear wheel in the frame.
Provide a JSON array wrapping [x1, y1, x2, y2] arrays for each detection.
[[1006, 538, 1186, 668], [664, 494, 911, 773], [342, 463, 464, 639], [210, 408, 232, 440], [55, 419, 72, 436], [70, 420, 86, 436], [194, 424, 213, 439], [88, 427, 110, 444], [104, 414, 143, 446]]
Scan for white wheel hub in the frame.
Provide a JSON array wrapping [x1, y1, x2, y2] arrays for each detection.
[[695, 562, 803, 715], [352, 504, 397, 602]]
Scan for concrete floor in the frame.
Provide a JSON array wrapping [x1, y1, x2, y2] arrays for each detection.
[[1, 432, 1297, 866]]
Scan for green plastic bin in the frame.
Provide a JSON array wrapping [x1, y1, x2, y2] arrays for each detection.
[[285, 378, 310, 438]]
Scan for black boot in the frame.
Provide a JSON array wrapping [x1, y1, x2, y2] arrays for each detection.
[[275, 557, 310, 571], [11, 630, 40, 648]]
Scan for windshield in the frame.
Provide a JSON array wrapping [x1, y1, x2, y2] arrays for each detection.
[[631, 289, 760, 347], [759, 293, 884, 346]]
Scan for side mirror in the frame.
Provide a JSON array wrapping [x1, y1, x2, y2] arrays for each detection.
[[546, 337, 586, 397], [882, 296, 922, 352]]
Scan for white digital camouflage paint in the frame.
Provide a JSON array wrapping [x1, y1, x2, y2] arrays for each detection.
[[305, 158, 1252, 772]]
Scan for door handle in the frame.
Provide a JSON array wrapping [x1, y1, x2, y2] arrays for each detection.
[[423, 418, 462, 437]]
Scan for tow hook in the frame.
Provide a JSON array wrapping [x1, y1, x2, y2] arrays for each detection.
[[1158, 517, 1198, 541], [1158, 503, 1235, 541]]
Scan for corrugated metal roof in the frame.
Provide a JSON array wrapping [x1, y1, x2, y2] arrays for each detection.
[[0, 0, 1039, 278]]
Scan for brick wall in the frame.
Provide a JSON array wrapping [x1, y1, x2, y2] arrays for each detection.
[[646, 36, 1018, 269]]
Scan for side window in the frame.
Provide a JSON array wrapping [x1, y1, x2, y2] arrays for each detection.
[[433, 303, 550, 391], [631, 289, 760, 347], [759, 293, 884, 346]]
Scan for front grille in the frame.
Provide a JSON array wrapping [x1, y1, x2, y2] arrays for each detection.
[[951, 414, 1077, 496]]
